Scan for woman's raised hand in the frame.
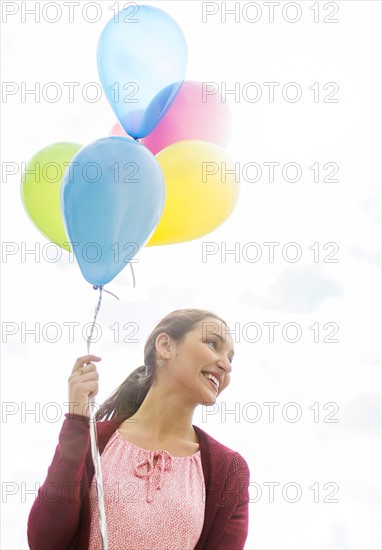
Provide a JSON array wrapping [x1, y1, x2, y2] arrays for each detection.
[[67, 355, 101, 417]]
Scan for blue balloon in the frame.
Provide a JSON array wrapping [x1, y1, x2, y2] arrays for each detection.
[[97, 5, 188, 139], [61, 137, 165, 286]]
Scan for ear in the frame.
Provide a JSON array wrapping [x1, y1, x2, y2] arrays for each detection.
[[155, 333, 173, 359]]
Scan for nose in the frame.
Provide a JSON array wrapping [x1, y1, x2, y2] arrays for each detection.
[[216, 356, 232, 374]]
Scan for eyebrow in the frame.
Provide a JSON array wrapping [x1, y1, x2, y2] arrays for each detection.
[[206, 332, 235, 357]]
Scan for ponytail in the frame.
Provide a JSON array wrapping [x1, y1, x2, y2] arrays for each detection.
[[95, 365, 151, 421]]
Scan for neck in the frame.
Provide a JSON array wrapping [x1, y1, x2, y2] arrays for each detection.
[[123, 384, 198, 442]]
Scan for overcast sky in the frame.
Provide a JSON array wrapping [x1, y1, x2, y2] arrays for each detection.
[[1, 1, 381, 549]]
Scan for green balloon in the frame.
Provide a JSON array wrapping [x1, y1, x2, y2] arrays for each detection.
[[21, 142, 82, 251]]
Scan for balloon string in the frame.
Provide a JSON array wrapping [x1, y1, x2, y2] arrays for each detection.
[[100, 286, 120, 302], [86, 285, 120, 354], [88, 404, 108, 550], [86, 285, 118, 550], [87, 287, 103, 354], [130, 263, 136, 288]]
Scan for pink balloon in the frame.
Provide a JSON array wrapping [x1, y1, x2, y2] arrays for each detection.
[[109, 81, 232, 155], [109, 122, 130, 138]]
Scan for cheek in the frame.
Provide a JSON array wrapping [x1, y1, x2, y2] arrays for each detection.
[[197, 344, 214, 362], [220, 375, 231, 393]]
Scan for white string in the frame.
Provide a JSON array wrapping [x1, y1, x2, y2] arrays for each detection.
[[86, 285, 119, 550], [130, 263, 136, 288]]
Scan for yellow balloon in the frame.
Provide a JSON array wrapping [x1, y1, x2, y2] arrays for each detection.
[[21, 142, 82, 251], [147, 140, 239, 246]]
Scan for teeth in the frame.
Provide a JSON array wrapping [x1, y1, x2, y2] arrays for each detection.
[[203, 373, 220, 389]]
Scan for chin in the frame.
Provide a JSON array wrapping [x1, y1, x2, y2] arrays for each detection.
[[201, 394, 217, 406]]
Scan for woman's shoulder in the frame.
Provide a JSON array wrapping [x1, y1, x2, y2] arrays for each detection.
[[193, 424, 249, 470], [95, 418, 121, 452]]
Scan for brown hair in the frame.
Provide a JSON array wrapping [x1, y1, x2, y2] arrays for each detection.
[[95, 308, 227, 422]]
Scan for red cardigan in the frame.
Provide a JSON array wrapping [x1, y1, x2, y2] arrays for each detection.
[[27, 414, 250, 549]]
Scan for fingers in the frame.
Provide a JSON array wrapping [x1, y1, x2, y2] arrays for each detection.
[[68, 356, 102, 417], [74, 368, 99, 381], [68, 362, 100, 400], [75, 363, 98, 377], [71, 355, 101, 375], [68, 364, 99, 384]]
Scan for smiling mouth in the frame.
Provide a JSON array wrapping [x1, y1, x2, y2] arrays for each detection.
[[202, 373, 219, 393]]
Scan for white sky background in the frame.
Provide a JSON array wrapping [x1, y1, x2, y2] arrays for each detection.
[[1, 1, 381, 549]]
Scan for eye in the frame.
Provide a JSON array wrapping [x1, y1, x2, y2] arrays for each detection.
[[205, 339, 218, 349]]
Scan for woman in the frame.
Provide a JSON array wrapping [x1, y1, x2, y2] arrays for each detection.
[[28, 309, 250, 549]]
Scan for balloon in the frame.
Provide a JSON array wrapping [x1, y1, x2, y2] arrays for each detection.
[[109, 82, 232, 155], [110, 121, 131, 138], [61, 137, 165, 286], [142, 81, 232, 155], [20, 142, 82, 251], [97, 5, 187, 139], [147, 140, 239, 246]]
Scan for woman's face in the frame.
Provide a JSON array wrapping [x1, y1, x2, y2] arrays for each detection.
[[160, 317, 235, 405]]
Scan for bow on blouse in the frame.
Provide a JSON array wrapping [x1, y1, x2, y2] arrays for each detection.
[[133, 450, 173, 503]]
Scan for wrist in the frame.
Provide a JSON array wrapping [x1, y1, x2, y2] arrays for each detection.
[[65, 412, 90, 423], [67, 399, 91, 418]]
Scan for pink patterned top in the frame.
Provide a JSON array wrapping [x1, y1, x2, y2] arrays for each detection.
[[87, 430, 206, 550]]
